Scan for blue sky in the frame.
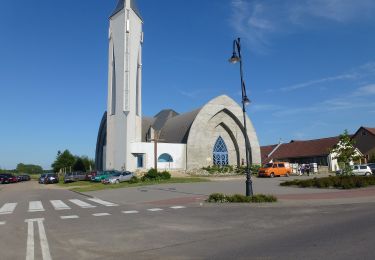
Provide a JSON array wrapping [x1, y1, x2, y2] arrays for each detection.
[[1, 0, 375, 169]]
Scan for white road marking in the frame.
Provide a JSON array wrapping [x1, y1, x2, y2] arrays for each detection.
[[60, 215, 79, 219], [92, 213, 111, 217], [122, 210, 139, 214], [0, 203, 17, 215], [25, 218, 52, 260], [25, 220, 34, 260], [28, 201, 45, 212], [0, 221, 6, 225], [69, 199, 96, 208], [87, 198, 118, 207], [170, 206, 186, 209], [50, 200, 71, 210], [147, 208, 163, 212]]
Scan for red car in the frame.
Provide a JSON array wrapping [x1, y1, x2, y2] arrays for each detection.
[[1, 174, 18, 183]]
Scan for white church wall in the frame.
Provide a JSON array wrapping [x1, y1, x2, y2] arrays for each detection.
[[130, 142, 187, 171]]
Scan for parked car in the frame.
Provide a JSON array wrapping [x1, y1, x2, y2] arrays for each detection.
[[352, 165, 372, 176], [44, 173, 59, 184], [102, 171, 134, 184], [0, 174, 10, 184], [0, 173, 18, 183], [91, 171, 115, 182], [85, 171, 97, 181], [16, 174, 30, 182], [367, 163, 375, 174], [64, 172, 87, 183], [39, 174, 46, 184], [258, 162, 291, 178]]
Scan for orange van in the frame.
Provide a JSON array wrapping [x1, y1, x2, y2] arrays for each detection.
[[258, 162, 291, 178]]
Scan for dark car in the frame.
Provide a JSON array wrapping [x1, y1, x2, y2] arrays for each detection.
[[44, 173, 59, 184], [85, 171, 97, 181], [64, 172, 86, 183], [17, 174, 31, 181], [1, 174, 18, 183], [368, 163, 375, 174], [0, 174, 10, 184], [39, 174, 46, 184]]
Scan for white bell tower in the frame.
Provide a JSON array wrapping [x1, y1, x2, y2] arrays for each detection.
[[106, 0, 143, 171]]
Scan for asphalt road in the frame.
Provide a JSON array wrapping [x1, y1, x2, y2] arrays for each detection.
[[1, 181, 375, 260]]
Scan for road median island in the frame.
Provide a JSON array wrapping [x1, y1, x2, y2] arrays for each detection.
[[206, 193, 277, 203], [280, 175, 375, 189]]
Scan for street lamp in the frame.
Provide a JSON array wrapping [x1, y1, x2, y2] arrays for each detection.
[[229, 37, 253, 197]]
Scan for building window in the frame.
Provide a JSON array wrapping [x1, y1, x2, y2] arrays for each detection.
[[158, 153, 173, 162], [213, 136, 229, 166], [137, 154, 144, 168]]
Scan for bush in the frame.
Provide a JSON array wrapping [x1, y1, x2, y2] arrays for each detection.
[[128, 176, 139, 184], [280, 176, 375, 190], [141, 169, 171, 181], [206, 193, 277, 203]]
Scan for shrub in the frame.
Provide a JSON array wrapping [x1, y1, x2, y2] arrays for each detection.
[[128, 176, 139, 184], [206, 193, 277, 203], [141, 169, 171, 181]]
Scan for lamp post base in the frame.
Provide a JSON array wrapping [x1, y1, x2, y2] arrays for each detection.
[[246, 172, 253, 197]]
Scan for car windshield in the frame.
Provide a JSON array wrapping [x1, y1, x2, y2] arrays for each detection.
[[263, 163, 273, 168], [40, 174, 46, 177], [112, 173, 121, 177], [47, 174, 55, 177], [65, 173, 73, 176]]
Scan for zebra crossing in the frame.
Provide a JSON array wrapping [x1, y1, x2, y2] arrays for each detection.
[[0, 198, 187, 217], [0, 198, 119, 215]]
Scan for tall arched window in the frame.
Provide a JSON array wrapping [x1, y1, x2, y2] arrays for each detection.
[[213, 136, 229, 166], [158, 153, 173, 162]]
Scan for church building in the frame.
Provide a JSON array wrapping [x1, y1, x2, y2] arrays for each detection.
[[95, 0, 261, 172]]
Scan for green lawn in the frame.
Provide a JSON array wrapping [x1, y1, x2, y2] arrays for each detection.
[[56, 177, 209, 192]]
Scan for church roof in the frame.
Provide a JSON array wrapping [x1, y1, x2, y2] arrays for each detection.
[[110, 0, 142, 20], [141, 108, 201, 143], [159, 108, 202, 143]]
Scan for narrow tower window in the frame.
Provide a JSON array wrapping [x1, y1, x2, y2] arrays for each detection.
[[111, 48, 116, 115]]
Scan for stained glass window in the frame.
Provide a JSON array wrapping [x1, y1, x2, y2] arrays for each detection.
[[213, 136, 229, 166]]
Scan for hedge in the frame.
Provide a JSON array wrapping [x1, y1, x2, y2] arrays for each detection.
[[280, 176, 375, 189]]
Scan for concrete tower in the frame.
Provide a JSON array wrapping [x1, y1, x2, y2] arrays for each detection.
[[106, 0, 143, 171]]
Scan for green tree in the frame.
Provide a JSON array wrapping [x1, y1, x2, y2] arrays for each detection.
[[72, 158, 86, 172], [331, 130, 361, 175], [16, 163, 43, 174], [80, 156, 95, 171], [51, 150, 75, 173]]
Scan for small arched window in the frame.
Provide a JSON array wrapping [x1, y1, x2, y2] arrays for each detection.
[[158, 153, 173, 162]]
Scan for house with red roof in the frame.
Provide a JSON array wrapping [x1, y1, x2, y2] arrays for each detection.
[[260, 126, 373, 172]]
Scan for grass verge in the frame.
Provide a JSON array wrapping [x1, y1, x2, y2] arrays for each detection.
[[56, 177, 209, 192], [280, 176, 375, 189], [206, 193, 277, 203]]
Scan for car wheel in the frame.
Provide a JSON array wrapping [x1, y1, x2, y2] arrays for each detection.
[[115, 179, 120, 184], [270, 173, 275, 178]]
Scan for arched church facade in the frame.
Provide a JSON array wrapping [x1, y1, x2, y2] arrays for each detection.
[[95, 0, 261, 172]]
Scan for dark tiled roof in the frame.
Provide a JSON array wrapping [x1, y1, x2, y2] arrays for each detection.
[[363, 127, 375, 136], [141, 116, 155, 142], [273, 136, 340, 159], [261, 136, 340, 162]]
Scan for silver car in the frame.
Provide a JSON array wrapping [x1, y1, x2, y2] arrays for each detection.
[[352, 165, 373, 176], [103, 171, 134, 184]]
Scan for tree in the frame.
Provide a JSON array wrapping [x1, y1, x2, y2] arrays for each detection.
[[72, 158, 86, 172], [80, 156, 95, 171], [16, 163, 43, 174], [51, 150, 75, 173], [331, 130, 361, 175]]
